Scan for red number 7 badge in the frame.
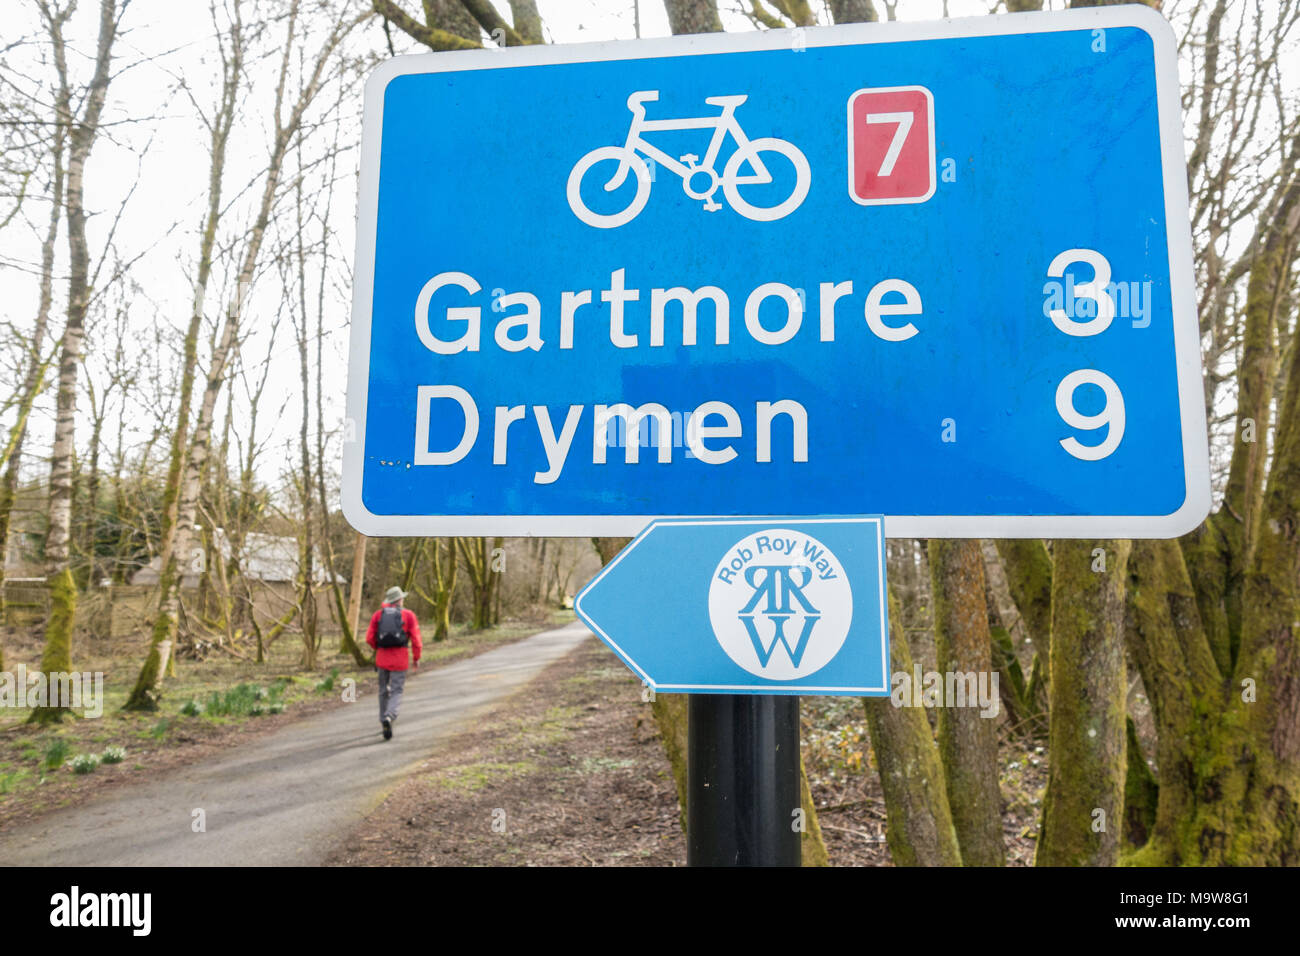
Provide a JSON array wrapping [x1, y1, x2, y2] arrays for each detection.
[[848, 85, 936, 205]]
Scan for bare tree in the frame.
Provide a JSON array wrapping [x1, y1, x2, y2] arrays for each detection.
[[126, 0, 365, 707], [0, 5, 70, 639], [123, 0, 247, 705], [30, 0, 126, 724]]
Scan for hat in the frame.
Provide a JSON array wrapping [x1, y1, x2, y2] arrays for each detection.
[[384, 586, 407, 604]]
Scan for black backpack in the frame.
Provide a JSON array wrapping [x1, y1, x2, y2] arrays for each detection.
[[375, 606, 409, 648]]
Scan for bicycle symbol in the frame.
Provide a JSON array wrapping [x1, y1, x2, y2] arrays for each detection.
[[566, 90, 812, 229]]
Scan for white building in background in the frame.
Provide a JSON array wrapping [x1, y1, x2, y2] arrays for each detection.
[[130, 530, 345, 588]]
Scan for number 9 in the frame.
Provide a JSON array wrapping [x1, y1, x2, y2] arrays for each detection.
[[1056, 369, 1125, 461]]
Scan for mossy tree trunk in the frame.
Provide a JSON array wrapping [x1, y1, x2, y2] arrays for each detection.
[[863, 590, 963, 866], [432, 539, 457, 641], [412, 538, 457, 642], [650, 692, 688, 830], [1125, 205, 1300, 862], [1120, 83, 1300, 861], [1123, 717, 1158, 849], [1127, 445, 1300, 865], [1123, 538, 1218, 862], [1178, 164, 1285, 678], [928, 540, 1005, 865], [506, 0, 543, 43], [457, 537, 496, 630], [797, 757, 829, 866], [1036, 539, 1130, 866], [28, 569, 76, 723]]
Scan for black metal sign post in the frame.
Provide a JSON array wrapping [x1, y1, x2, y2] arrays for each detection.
[[687, 694, 801, 867]]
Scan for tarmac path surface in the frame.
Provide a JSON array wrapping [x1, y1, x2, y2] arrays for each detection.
[[0, 621, 591, 866]]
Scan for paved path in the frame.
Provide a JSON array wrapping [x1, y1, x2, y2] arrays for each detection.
[[0, 621, 592, 866]]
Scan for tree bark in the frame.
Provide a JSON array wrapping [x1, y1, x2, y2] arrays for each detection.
[[994, 539, 1053, 664], [829, 0, 877, 23], [664, 0, 723, 35], [928, 540, 1005, 865], [30, 0, 120, 724], [650, 692, 688, 830], [507, 0, 543, 43], [432, 539, 457, 640], [798, 757, 829, 866], [863, 590, 963, 866], [344, 530, 368, 651], [1036, 539, 1130, 865]]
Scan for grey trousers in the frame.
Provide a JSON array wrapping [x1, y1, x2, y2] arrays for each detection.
[[377, 669, 407, 723]]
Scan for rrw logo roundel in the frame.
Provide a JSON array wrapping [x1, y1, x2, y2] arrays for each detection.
[[709, 529, 853, 681]]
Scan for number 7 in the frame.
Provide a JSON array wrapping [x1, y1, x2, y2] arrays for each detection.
[[865, 111, 914, 176]]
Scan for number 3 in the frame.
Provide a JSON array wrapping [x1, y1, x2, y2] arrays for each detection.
[[1056, 369, 1125, 461], [1047, 248, 1116, 336]]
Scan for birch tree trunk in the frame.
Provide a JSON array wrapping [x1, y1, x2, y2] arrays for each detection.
[[30, 0, 120, 724]]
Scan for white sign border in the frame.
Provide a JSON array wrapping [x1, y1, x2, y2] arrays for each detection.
[[574, 516, 891, 695], [343, 4, 1210, 540]]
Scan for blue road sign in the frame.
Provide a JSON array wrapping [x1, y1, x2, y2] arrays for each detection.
[[574, 517, 889, 695], [343, 6, 1208, 538]]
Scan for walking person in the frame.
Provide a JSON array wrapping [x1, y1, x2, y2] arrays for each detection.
[[365, 586, 422, 740]]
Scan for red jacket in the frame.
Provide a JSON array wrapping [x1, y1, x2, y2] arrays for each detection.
[[366, 604, 422, 671]]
